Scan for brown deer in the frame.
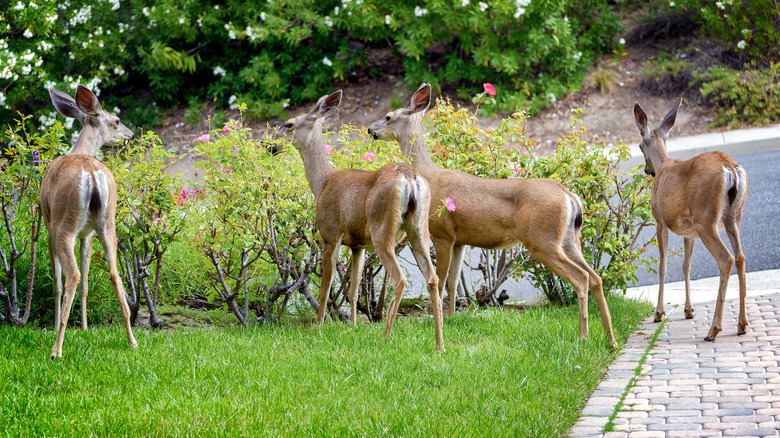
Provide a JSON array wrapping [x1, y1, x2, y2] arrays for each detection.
[[42, 85, 137, 359], [633, 99, 748, 341], [368, 83, 617, 349], [278, 90, 444, 353]]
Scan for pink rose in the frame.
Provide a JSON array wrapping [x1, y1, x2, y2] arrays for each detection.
[[361, 152, 377, 161], [324, 144, 333, 154], [445, 197, 456, 212], [483, 83, 496, 97], [197, 133, 211, 142]]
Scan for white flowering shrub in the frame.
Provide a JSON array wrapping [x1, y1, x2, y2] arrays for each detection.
[[2, 0, 624, 137]]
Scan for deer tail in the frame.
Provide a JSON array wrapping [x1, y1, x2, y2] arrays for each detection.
[[83, 168, 109, 216], [88, 177, 101, 216], [569, 193, 583, 232], [399, 174, 426, 222], [725, 165, 747, 208]]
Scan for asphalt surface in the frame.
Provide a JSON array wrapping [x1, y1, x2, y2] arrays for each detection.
[[633, 148, 780, 286]]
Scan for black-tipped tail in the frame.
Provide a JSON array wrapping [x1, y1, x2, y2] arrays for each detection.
[[406, 189, 417, 220], [88, 179, 101, 216]]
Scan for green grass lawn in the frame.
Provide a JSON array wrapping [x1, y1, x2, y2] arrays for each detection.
[[1, 296, 650, 437]]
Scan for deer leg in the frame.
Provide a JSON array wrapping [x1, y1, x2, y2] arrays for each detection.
[[96, 230, 137, 349], [78, 236, 92, 330], [432, 239, 453, 314], [564, 241, 617, 350], [377, 246, 408, 340], [48, 233, 62, 331], [447, 245, 467, 316], [532, 249, 591, 342], [697, 226, 735, 342], [408, 232, 444, 353], [682, 237, 695, 319], [655, 224, 669, 322], [51, 237, 79, 360], [725, 220, 747, 335], [317, 243, 340, 323], [346, 248, 366, 325]]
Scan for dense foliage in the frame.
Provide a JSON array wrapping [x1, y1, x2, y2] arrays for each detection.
[[2, 0, 624, 135], [634, 0, 780, 127], [0, 115, 63, 325]]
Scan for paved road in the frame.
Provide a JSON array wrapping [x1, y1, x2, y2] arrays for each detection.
[[633, 148, 780, 287]]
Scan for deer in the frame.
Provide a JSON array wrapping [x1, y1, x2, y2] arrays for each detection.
[[278, 90, 445, 353], [368, 83, 617, 350], [42, 85, 137, 359], [633, 99, 748, 341]]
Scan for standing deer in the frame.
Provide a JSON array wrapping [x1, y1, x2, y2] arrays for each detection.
[[278, 90, 445, 353], [42, 85, 137, 359], [633, 99, 748, 341], [368, 83, 617, 350]]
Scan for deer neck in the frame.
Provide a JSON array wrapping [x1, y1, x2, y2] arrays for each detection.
[[398, 118, 437, 173], [646, 136, 670, 172], [296, 121, 337, 198], [69, 119, 103, 156]]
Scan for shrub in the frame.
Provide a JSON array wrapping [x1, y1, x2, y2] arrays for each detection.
[[694, 62, 780, 128], [2, 0, 624, 138], [0, 116, 65, 325], [103, 131, 190, 327], [190, 115, 325, 325], [526, 110, 655, 303]]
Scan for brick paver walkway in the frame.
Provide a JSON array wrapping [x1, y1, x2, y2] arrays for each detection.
[[570, 293, 780, 437]]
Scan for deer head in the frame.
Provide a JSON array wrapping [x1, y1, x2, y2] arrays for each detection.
[[49, 85, 134, 155], [278, 90, 342, 147], [367, 83, 431, 155], [633, 98, 680, 177]]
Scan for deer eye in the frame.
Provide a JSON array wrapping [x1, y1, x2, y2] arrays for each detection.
[[115, 119, 120, 126], [284, 122, 293, 129], [384, 115, 391, 121]]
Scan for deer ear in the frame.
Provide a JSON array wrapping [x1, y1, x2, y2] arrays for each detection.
[[659, 98, 681, 138], [75, 85, 103, 117], [406, 83, 431, 115], [49, 88, 85, 121], [633, 102, 648, 137], [313, 90, 342, 119]]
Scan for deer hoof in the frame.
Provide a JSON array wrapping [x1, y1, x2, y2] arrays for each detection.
[[737, 322, 748, 335], [704, 326, 721, 342], [653, 311, 665, 323], [684, 309, 694, 319]]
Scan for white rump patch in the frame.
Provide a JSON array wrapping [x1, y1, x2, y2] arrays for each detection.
[[398, 176, 412, 220], [94, 169, 110, 210], [80, 170, 93, 209]]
